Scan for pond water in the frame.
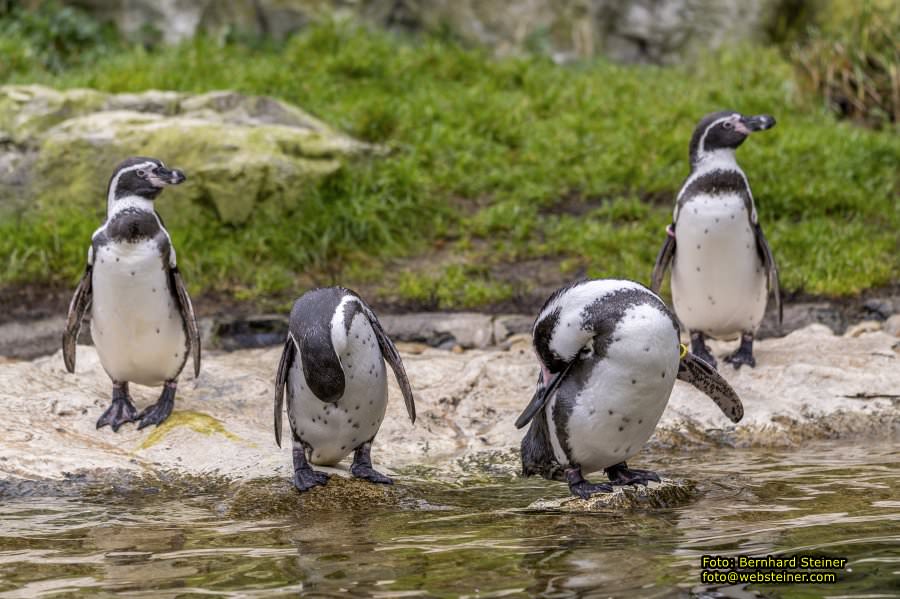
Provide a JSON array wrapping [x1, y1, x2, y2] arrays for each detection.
[[0, 441, 896, 598]]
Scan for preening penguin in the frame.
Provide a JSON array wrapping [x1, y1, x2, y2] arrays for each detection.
[[274, 287, 416, 492], [62, 157, 200, 431], [651, 111, 782, 369], [516, 279, 743, 499]]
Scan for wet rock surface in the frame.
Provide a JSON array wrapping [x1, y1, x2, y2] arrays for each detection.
[[0, 324, 897, 487]]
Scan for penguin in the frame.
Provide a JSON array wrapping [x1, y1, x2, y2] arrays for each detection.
[[651, 111, 782, 369], [63, 157, 200, 431], [274, 287, 416, 492], [516, 279, 743, 499]]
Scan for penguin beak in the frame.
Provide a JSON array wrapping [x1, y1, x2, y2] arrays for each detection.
[[153, 167, 186, 186], [740, 115, 776, 133]]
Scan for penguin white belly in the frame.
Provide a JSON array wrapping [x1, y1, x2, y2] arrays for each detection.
[[559, 305, 680, 474], [671, 193, 767, 339], [288, 315, 387, 466], [90, 240, 186, 386]]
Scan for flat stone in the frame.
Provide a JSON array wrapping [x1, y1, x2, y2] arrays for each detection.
[[0, 316, 66, 360], [379, 312, 495, 348], [526, 479, 697, 512]]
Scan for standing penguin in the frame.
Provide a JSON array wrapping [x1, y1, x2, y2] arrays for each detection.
[[274, 287, 416, 492], [516, 279, 743, 499], [63, 157, 200, 431], [651, 111, 782, 369]]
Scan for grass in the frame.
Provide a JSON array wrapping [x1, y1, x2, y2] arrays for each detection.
[[1, 16, 898, 312]]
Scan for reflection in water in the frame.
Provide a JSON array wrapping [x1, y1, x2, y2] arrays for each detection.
[[0, 442, 896, 597]]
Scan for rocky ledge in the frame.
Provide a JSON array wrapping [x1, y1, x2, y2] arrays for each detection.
[[0, 324, 897, 486]]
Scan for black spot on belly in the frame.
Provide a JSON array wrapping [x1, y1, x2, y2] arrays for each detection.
[[115, 257, 119, 262], [618, 426, 624, 432], [704, 229, 708, 234], [626, 445, 632, 453], [608, 409, 614, 415], [323, 420, 328, 425], [130, 271, 135, 276], [638, 419, 643, 424], [661, 371, 665, 378], [696, 244, 701, 250], [631, 379, 636, 385]]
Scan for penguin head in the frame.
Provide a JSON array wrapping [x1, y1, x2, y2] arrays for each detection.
[[688, 111, 775, 167], [106, 157, 187, 205]]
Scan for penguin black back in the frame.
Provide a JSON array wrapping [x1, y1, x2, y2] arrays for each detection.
[[289, 287, 347, 403]]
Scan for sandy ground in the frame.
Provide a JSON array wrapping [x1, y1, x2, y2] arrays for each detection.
[[0, 324, 897, 483]]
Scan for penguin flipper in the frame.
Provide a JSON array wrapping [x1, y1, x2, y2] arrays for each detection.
[[171, 267, 201, 377], [677, 352, 744, 423], [62, 265, 93, 373], [274, 333, 296, 448], [753, 223, 782, 330], [650, 225, 676, 293], [363, 307, 416, 424], [514, 360, 577, 429]]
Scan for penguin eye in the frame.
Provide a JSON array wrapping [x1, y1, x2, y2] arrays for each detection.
[[137, 170, 146, 178], [723, 122, 734, 130]]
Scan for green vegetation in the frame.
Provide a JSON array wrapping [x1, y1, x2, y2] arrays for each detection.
[[1, 8, 898, 311], [793, 0, 899, 128]]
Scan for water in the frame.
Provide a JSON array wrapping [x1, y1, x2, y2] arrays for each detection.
[[0, 441, 896, 598]]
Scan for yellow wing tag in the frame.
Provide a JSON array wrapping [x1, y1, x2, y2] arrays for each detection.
[[679, 343, 688, 360]]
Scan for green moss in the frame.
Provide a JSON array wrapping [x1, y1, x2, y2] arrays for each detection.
[[0, 19, 897, 306], [137, 410, 244, 450]]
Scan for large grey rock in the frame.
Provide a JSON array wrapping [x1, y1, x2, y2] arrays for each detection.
[[53, 0, 792, 64], [0, 85, 378, 223], [0, 325, 897, 482]]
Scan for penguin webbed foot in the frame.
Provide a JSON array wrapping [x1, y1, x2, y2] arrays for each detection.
[[291, 440, 330, 492], [724, 333, 756, 369], [350, 441, 394, 485], [96, 383, 138, 432], [137, 381, 176, 429], [350, 464, 394, 485], [293, 467, 330, 492], [566, 467, 612, 499], [604, 462, 661, 486], [690, 333, 718, 370]]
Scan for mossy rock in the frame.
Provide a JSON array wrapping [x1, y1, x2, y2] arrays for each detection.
[[227, 474, 409, 519], [1, 85, 379, 224], [525, 478, 698, 512]]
